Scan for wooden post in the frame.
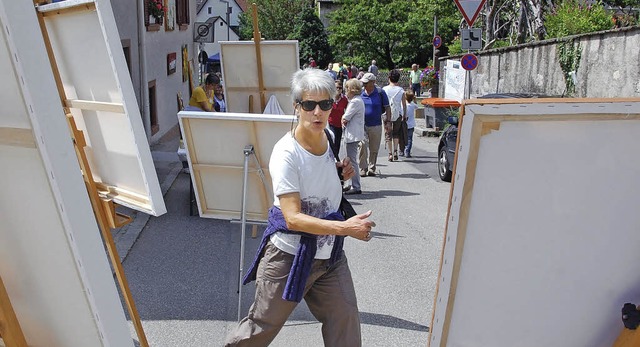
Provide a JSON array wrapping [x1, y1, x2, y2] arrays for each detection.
[[251, 3, 266, 112], [32, 2, 149, 346], [0, 276, 28, 347]]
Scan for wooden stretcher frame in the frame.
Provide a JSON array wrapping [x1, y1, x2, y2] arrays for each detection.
[[38, 0, 166, 216], [178, 111, 294, 221], [429, 98, 640, 347], [0, 0, 134, 345], [220, 40, 299, 115]]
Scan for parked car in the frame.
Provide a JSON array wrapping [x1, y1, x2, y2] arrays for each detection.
[[437, 115, 458, 182], [437, 93, 552, 182]]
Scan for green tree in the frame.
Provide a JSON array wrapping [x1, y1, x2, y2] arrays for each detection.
[[288, 8, 333, 68], [237, 0, 314, 41], [328, 0, 459, 69], [545, 0, 614, 38]]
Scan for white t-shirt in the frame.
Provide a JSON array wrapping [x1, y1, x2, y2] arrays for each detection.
[[269, 133, 342, 259], [382, 85, 404, 121], [406, 102, 417, 129]]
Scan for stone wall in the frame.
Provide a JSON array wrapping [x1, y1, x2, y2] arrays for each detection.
[[440, 26, 640, 98]]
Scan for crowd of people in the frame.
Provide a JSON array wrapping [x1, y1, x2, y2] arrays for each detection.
[[321, 61, 418, 195]]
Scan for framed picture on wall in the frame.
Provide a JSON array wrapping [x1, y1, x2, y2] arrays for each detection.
[[182, 44, 188, 82], [167, 52, 177, 75], [164, 0, 175, 31]]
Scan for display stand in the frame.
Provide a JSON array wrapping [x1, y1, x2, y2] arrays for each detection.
[[32, 2, 148, 346], [0, 275, 28, 347], [235, 145, 269, 321]]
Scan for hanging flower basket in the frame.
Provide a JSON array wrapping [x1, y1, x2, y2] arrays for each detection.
[[420, 66, 439, 88]]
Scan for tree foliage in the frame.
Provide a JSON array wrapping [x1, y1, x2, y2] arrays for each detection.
[[288, 8, 333, 68], [545, 0, 614, 38], [237, 0, 314, 41], [328, 0, 460, 70]]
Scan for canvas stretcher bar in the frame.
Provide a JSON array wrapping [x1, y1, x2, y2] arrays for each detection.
[[429, 98, 640, 347], [36, 0, 166, 216]]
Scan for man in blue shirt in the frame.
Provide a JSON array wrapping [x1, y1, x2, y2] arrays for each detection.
[[359, 73, 391, 176]]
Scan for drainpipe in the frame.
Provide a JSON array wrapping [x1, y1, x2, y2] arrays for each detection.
[[137, 0, 151, 139]]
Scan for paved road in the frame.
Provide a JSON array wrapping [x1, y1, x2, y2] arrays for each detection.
[[119, 123, 450, 346]]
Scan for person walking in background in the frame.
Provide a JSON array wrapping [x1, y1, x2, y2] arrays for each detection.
[[409, 64, 421, 97], [186, 74, 220, 111], [328, 80, 348, 155], [359, 72, 390, 176], [382, 70, 406, 161], [326, 63, 337, 80], [367, 60, 378, 76], [404, 90, 417, 158], [341, 78, 365, 195], [350, 63, 358, 80], [213, 83, 226, 112]]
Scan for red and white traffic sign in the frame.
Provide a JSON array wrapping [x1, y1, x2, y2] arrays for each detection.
[[453, 0, 487, 26]]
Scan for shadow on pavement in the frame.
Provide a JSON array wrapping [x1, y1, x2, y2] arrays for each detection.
[[360, 311, 429, 332]]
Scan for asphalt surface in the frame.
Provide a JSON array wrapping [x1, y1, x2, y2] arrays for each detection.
[[112, 117, 451, 346]]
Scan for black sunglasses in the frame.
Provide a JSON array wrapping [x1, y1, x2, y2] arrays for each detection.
[[296, 99, 334, 111]]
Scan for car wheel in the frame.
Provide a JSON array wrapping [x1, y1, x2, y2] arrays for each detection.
[[438, 147, 452, 182]]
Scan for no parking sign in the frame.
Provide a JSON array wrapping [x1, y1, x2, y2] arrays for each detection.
[[461, 53, 478, 71]]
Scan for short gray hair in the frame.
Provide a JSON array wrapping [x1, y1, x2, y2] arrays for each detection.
[[291, 68, 336, 103]]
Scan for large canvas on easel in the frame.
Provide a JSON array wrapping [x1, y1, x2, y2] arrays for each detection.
[[429, 99, 640, 347], [0, 1, 132, 345], [220, 41, 299, 115], [178, 111, 294, 220], [40, 0, 165, 216]]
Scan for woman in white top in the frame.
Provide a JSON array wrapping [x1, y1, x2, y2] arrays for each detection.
[[225, 68, 375, 347], [341, 78, 365, 195]]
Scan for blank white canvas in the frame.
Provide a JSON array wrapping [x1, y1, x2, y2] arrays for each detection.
[[220, 41, 299, 115], [430, 100, 640, 347], [0, 1, 133, 345]]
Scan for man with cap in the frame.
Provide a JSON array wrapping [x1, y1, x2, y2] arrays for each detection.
[[359, 72, 391, 176]]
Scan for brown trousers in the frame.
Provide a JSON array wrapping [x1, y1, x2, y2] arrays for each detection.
[[225, 241, 362, 347]]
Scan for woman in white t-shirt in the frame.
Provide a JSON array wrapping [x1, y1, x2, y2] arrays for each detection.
[[226, 68, 375, 347]]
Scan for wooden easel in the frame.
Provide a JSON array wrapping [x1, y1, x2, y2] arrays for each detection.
[[32, 2, 148, 346], [251, 3, 266, 113], [0, 276, 28, 347]]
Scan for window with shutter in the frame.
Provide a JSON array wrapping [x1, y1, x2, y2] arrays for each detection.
[[176, 0, 190, 30]]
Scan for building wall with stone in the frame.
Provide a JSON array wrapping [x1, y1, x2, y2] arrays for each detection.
[[440, 26, 640, 99]]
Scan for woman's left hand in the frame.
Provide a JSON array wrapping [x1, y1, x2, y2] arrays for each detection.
[[337, 157, 354, 181]]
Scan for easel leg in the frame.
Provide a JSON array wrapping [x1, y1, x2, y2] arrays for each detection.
[[0, 276, 28, 347], [237, 145, 253, 321]]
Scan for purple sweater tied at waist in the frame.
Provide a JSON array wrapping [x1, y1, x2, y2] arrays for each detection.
[[242, 206, 345, 302]]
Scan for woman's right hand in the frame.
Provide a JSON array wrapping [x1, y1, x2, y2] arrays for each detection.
[[343, 210, 375, 242]]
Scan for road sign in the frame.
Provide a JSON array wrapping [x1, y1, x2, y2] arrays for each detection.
[[461, 53, 478, 71], [433, 35, 442, 48], [193, 22, 214, 43], [453, 0, 487, 26], [461, 28, 482, 50]]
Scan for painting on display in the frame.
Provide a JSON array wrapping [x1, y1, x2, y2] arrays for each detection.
[[182, 44, 188, 82], [164, 0, 175, 31]]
